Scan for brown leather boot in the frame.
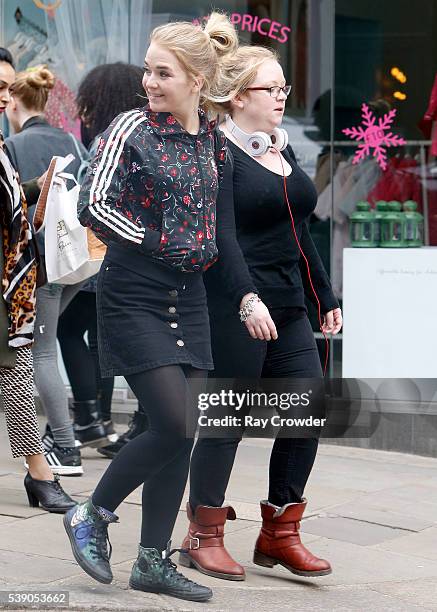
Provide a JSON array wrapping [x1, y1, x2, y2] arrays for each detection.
[[179, 503, 245, 581], [253, 499, 332, 577]]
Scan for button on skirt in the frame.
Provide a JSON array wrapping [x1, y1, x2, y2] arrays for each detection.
[[97, 254, 213, 377]]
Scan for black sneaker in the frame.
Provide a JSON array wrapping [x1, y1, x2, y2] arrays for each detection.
[[129, 541, 212, 602], [98, 410, 147, 459], [45, 444, 83, 477], [71, 400, 109, 449], [41, 424, 55, 452], [102, 420, 119, 444], [41, 424, 82, 451], [74, 420, 108, 449]]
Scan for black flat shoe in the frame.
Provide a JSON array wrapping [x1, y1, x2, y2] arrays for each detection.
[[24, 472, 78, 513]]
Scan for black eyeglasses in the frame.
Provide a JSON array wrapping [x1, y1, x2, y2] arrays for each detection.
[[245, 85, 292, 98]]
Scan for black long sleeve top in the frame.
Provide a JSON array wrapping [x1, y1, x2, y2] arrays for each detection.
[[205, 140, 339, 315]]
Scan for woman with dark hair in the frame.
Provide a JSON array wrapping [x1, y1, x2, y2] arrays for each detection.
[[56, 63, 147, 454], [0, 47, 14, 68], [76, 62, 146, 148], [0, 47, 76, 512]]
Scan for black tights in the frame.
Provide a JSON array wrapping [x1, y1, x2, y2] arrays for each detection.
[[190, 312, 322, 510], [92, 364, 205, 551]]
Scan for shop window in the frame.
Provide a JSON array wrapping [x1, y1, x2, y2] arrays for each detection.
[[317, 0, 437, 375]]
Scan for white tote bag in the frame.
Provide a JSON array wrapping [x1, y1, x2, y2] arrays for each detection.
[[36, 154, 104, 285]]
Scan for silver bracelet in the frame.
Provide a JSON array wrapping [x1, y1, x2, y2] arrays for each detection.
[[239, 294, 261, 322]]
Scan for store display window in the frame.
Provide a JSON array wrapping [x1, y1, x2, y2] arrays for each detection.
[[1, 0, 436, 376]]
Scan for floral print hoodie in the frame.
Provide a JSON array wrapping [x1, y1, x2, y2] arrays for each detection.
[[78, 105, 226, 272]]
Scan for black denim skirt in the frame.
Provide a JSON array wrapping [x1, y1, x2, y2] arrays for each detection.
[[97, 245, 213, 377]]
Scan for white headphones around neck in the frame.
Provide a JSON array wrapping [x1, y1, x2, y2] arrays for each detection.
[[225, 115, 288, 156]]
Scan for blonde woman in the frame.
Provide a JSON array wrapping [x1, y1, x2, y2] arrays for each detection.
[[63, 14, 239, 603], [184, 46, 342, 580]]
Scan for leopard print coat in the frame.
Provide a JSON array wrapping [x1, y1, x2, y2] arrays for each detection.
[[0, 142, 37, 347]]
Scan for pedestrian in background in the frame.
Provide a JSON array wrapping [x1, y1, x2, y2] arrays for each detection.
[[0, 47, 77, 512], [5, 64, 88, 476], [57, 62, 149, 456]]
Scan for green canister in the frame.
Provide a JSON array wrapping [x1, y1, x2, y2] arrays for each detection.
[[350, 201, 378, 247], [403, 200, 424, 247], [380, 201, 406, 247], [374, 200, 388, 245]]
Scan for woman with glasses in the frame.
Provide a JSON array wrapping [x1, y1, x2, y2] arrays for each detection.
[[181, 46, 342, 581]]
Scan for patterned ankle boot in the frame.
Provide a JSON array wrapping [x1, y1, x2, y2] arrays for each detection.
[[129, 541, 213, 602]]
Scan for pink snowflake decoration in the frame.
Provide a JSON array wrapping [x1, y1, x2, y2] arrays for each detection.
[[342, 103, 406, 171]]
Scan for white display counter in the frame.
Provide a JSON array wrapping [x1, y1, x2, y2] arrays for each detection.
[[342, 247, 437, 378]]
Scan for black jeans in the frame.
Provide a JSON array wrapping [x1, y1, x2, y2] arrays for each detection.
[[57, 290, 114, 420], [190, 310, 322, 510]]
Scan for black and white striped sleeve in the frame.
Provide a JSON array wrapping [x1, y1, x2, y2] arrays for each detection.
[[78, 110, 160, 253]]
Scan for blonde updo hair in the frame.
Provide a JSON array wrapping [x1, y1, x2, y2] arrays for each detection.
[[150, 12, 239, 109], [11, 65, 55, 112], [209, 45, 279, 113]]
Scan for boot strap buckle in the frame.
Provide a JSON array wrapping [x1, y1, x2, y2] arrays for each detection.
[[189, 537, 200, 550]]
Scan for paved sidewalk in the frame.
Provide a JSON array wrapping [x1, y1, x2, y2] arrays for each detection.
[[1, 423, 437, 611]]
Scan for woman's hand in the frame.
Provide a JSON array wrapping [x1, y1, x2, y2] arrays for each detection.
[[321, 307, 342, 335], [36, 170, 48, 190], [240, 293, 278, 341]]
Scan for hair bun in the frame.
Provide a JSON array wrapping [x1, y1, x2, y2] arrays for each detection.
[[26, 65, 55, 91], [203, 12, 239, 58]]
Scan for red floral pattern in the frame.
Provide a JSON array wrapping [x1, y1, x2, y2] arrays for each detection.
[[79, 106, 227, 272]]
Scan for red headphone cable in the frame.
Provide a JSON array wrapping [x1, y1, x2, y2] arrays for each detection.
[[278, 152, 330, 376]]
